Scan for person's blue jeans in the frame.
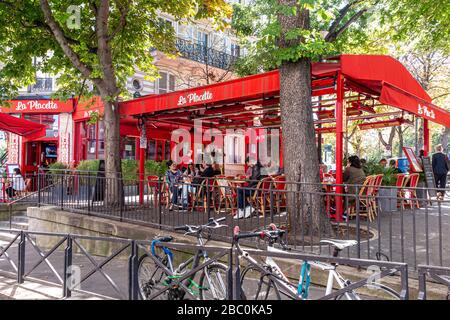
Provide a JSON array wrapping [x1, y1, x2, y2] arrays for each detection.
[[170, 185, 179, 205], [237, 188, 253, 209], [182, 185, 196, 208]]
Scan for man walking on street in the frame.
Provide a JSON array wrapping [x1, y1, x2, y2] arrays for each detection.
[[432, 144, 449, 200]]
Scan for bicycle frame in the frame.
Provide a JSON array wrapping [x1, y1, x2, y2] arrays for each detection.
[[150, 235, 214, 297], [236, 242, 357, 300]]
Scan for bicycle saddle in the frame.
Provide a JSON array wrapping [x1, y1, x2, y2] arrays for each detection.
[[320, 239, 357, 250], [154, 236, 173, 243]]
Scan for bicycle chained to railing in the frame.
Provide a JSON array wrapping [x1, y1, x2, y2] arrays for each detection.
[[233, 224, 401, 300], [137, 217, 229, 300]]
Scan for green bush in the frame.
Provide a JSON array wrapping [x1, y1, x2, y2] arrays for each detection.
[[48, 162, 69, 175], [76, 160, 100, 174], [145, 160, 168, 177], [74, 158, 168, 185], [363, 158, 397, 186], [122, 159, 138, 185]]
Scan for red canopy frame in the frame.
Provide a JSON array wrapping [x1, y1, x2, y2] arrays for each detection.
[[119, 54, 450, 216]]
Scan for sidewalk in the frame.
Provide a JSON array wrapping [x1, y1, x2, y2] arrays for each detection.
[[0, 272, 110, 300]]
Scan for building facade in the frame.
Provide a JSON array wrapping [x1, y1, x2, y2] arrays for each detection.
[[1, 7, 242, 174]]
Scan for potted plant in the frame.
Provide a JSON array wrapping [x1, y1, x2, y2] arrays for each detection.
[[364, 159, 397, 212], [377, 167, 398, 212], [48, 162, 69, 197]]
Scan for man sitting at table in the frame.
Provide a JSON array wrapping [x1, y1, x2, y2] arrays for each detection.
[[344, 155, 366, 195], [235, 157, 263, 219]]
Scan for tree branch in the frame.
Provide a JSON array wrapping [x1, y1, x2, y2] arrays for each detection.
[[96, 0, 119, 96], [326, 8, 367, 42], [108, 0, 129, 41], [39, 0, 94, 80]]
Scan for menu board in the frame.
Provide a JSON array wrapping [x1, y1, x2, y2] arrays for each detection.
[[422, 157, 437, 197], [403, 147, 423, 173]]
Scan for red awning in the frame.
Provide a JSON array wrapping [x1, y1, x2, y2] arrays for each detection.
[[313, 55, 450, 127], [0, 113, 46, 140], [119, 54, 449, 128]]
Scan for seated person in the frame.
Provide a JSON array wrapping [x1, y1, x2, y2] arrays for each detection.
[[389, 159, 400, 174], [6, 168, 26, 198], [165, 162, 183, 211], [343, 155, 366, 195], [235, 158, 263, 219]]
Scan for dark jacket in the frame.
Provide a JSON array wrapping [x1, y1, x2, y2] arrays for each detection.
[[248, 163, 263, 188], [432, 152, 449, 175]]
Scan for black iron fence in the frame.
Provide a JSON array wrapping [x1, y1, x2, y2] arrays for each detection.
[[175, 38, 238, 70], [15, 170, 450, 271], [417, 265, 450, 300], [0, 228, 413, 300]]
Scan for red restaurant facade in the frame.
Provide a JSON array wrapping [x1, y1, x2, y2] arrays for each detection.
[[2, 54, 449, 208]]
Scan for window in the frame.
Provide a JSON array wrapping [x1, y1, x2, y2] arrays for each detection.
[[23, 114, 59, 138], [132, 79, 142, 91], [231, 43, 240, 57], [122, 137, 136, 160], [147, 139, 170, 161], [197, 30, 209, 47], [178, 23, 194, 40], [86, 120, 105, 160], [158, 72, 176, 93]]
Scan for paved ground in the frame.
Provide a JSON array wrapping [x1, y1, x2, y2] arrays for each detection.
[[25, 186, 450, 269]]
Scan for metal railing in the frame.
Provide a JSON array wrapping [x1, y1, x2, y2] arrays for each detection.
[[0, 228, 413, 300], [175, 38, 239, 70], [17, 170, 450, 271], [417, 265, 450, 300], [27, 77, 53, 93]]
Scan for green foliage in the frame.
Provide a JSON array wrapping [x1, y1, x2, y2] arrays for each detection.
[[121, 159, 138, 184], [363, 158, 397, 186], [381, 0, 450, 54], [145, 160, 168, 177], [76, 160, 100, 174], [231, 0, 380, 75], [48, 162, 69, 175], [0, 0, 232, 102]]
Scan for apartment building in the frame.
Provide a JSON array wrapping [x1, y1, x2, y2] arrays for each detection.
[[3, 3, 243, 172]]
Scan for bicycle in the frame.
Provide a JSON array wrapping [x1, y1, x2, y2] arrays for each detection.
[[234, 224, 401, 300], [137, 217, 228, 300]]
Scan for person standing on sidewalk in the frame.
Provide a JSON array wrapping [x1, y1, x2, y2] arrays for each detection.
[[432, 144, 449, 200]]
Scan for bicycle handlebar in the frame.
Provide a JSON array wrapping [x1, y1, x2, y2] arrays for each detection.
[[233, 225, 285, 241], [174, 217, 227, 234]]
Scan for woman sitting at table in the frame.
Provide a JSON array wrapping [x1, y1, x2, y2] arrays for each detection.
[[165, 162, 184, 211], [344, 155, 366, 195], [235, 158, 263, 219]]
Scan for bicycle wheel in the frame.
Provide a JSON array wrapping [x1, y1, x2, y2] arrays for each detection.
[[199, 263, 228, 300], [335, 282, 401, 300], [138, 254, 169, 300], [239, 266, 282, 300]]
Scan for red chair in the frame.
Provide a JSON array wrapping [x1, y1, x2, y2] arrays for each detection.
[[402, 173, 420, 209], [272, 175, 287, 213]]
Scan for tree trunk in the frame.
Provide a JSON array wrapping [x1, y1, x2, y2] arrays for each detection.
[[102, 97, 123, 207], [440, 127, 450, 153], [279, 60, 329, 237], [278, 1, 330, 238], [397, 127, 404, 157]]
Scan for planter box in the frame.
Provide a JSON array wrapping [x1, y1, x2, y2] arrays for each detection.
[[416, 181, 428, 206], [378, 187, 397, 212]]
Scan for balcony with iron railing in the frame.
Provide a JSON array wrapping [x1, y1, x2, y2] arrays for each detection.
[[27, 77, 53, 93], [175, 38, 239, 70]]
